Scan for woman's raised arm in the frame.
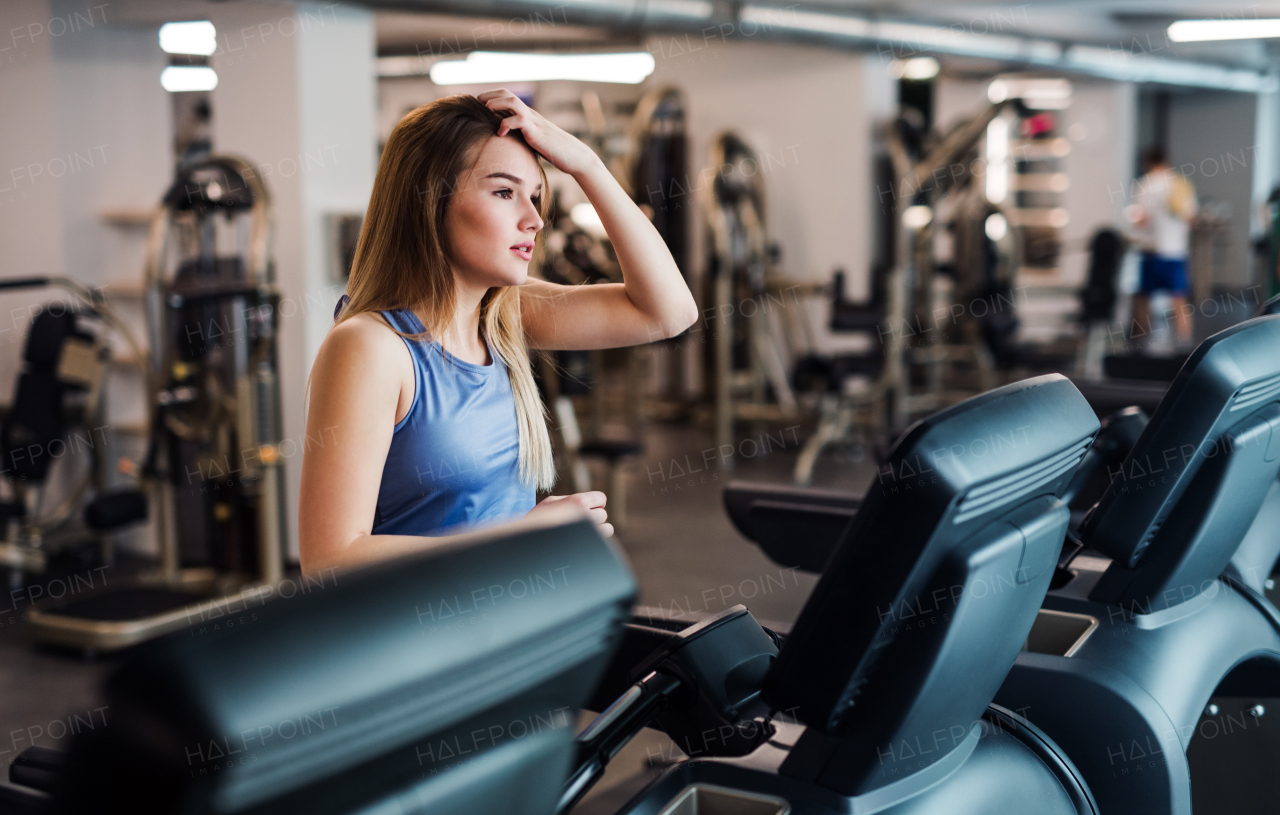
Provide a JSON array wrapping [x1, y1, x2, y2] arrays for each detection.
[[478, 89, 698, 351]]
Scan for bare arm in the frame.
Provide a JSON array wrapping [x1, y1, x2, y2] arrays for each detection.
[[479, 89, 698, 351]]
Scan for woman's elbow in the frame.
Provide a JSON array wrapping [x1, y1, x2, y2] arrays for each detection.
[[662, 298, 698, 339], [298, 532, 350, 579]]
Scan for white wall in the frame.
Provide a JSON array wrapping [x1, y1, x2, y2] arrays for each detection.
[[1058, 80, 1136, 286], [0, 0, 70, 397], [1168, 89, 1258, 290], [934, 76, 990, 133], [645, 39, 878, 289], [1253, 84, 1279, 240]]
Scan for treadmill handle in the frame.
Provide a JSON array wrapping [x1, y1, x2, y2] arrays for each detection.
[[556, 671, 682, 815]]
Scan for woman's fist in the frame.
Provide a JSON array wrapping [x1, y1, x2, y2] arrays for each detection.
[[526, 491, 613, 539]]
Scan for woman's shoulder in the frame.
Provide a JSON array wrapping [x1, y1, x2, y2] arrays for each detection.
[[327, 311, 399, 346], [315, 312, 412, 379]]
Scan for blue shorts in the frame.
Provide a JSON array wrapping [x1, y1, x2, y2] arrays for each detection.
[[1139, 253, 1188, 296]]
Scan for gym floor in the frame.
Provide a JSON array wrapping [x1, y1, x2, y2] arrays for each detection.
[[0, 420, 874, 810]]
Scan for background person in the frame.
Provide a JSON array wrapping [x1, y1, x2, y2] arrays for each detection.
[[1127, 146, 1198, 349], [298, 91, 698, 575]]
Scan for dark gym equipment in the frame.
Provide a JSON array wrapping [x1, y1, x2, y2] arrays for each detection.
[[26, 155, 287, 651], [0, 277, 150, 584], [1080, 229, 1125, 328], [728, 316, 1280, 815], [567, 374, 1102, 814], [630, 87, 689, 281], [993, 315, 1280, 815], [704, 132, 802, 458], [789, 267, 888, 484], [727, 403, 1147, 577], [3, 513, 634, 815]]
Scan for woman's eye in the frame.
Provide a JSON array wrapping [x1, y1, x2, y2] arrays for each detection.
[[495, 188, 514, 199]]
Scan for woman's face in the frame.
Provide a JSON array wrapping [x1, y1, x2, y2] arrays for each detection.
[[444, 134, 545, 291]]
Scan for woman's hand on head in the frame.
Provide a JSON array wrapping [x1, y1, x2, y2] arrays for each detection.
[[479, 89, 602, 178], [527, 491, 614, 539]]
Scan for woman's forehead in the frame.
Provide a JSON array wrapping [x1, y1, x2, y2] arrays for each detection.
[[469, 135, 541, 181]]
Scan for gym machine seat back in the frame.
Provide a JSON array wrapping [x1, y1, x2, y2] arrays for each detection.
[[44, 512, 634, 815], [995, 315, 1280, 815], [764, 374, 1099, 798]]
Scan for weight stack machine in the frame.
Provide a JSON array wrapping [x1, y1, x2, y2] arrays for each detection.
[[28, 156, 287, 651]]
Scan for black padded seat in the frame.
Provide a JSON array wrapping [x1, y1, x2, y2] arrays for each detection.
[[578, 439, 642, 461]]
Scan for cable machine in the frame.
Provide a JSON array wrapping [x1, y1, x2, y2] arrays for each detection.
[[27, 156, 287, 651]]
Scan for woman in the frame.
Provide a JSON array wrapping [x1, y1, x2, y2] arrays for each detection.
[[299, 90, 697, 574]]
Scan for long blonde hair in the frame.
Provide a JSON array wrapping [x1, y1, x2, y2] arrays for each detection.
[[339, 94, 555, 489]]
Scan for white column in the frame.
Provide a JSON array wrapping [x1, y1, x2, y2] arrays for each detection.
[[0, 0, 66, 401], [1252, 76, 1279, 236], [207, 1, 377, 561]]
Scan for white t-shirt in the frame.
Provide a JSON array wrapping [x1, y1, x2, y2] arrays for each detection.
[[1132, 168, 1197, 259]]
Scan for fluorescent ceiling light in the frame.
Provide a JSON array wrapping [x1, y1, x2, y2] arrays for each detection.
[[989, 77, 1071, 109], [429, 51, 655, 85], [161, 65, 218, 92], [1168, 19, 1280, 42], [556, 0, 712, 20], [159, 21, 216, 55], [644, 0, 714, 19], [891, 57, 940, 80]]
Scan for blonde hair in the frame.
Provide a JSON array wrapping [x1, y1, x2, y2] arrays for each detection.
[[338, 94, 555, 490]]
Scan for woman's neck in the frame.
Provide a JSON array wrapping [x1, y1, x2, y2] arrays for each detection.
[[436, 276, 491, 366]]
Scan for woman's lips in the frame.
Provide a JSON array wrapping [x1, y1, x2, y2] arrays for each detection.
[[511, 245, 532, 261]]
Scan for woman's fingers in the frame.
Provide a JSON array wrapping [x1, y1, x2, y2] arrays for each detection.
[[529, 491, 610, 535], [478, 88, 521, 105], [496, 114, 526, 138], [572, 491, 607, 510]]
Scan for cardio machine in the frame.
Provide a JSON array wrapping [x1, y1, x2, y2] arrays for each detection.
[[2, 374, 1104, 815], [728, 315, 1280, 814]]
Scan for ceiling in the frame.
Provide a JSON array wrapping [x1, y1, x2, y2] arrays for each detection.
[[369, 1, 1280, 72]]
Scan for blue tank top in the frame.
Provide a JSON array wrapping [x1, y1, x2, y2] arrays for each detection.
[[371, 309, 535, 536]]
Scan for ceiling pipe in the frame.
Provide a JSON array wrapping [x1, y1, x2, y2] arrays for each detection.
[[367, 0, 1275, 92]]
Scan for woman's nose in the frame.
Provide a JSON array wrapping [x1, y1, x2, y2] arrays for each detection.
[[522, 200, 544, 232]]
